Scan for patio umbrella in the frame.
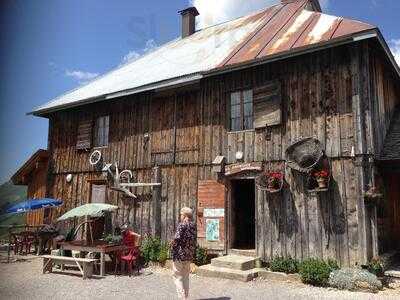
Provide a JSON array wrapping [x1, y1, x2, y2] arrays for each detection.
[[57, 203, 118, 221], [5, 198, 63, 215]]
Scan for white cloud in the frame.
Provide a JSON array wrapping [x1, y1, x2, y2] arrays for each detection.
[[65, 70, 99, 84], [121, 39, 158, 65], [389, 39, 400, 67], [190, 0, 330, 29]]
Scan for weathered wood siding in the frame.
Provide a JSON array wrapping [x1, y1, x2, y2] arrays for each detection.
[[368, 44, 400, 155], [26, 160, 49, 226], [47, 41, 382, 266]]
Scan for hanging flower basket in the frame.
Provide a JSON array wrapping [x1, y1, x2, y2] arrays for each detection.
[[256, 171, 284, 193], [313, 170, 330, 189], [307, 168, 330, 193], [364, 185, 383, 202]]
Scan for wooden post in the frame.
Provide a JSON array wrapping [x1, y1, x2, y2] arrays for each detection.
[[152, 166, 162, 238]]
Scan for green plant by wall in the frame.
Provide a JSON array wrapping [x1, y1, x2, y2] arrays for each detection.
[[194, 246, 208, 266], [299, 258, 337, 286], [158, 241, 170, 263], [269, 256, 299, 274], [366, 257, 384, 277], [140, 236, 170, 264], [327, 259, 339, 271]]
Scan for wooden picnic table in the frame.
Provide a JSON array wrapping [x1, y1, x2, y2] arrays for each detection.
[[58, 240, 133, 276]]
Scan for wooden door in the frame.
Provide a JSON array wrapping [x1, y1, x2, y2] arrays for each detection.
[[197, 180, 226, 251], [385, 173, 400, 250], [90, 184, 107, 203]]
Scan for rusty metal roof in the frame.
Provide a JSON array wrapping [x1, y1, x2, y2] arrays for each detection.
[[31, 0, 377, 116], [220, 0, 375, 67]]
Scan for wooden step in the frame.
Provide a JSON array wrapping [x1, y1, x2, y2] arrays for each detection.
[[211, 255, 260, 271]]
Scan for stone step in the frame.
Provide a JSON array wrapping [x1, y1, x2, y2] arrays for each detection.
[[229, 248, 257, 257], [385, 269, 400, 278], [211, 255, 261, 271], [196, 264, 260, 282]]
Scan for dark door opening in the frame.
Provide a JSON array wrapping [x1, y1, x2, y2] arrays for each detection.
[[231, 179, 255, 249]]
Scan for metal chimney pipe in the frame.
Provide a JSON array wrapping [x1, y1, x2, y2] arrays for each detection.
[[178, 7, 200, 38]]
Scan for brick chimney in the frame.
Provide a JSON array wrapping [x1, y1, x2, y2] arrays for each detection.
[[281, 0, 322, 12], [178, 7, 199, 38]]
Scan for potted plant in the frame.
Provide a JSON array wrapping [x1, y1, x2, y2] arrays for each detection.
[[267, 172, 283, 191], [313, 170, 329, 189]]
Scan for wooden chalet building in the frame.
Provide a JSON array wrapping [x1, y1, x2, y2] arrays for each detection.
[[25, 0, 400, 266]]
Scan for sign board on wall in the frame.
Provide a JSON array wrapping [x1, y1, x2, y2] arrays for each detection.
[[206, 219, 220, 241], [224, 162, 263, 176], [197, 180, 225, 250], [204, 208, 225, 218]]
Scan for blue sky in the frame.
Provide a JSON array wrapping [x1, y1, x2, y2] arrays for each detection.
[[0, 0, 399, 184]]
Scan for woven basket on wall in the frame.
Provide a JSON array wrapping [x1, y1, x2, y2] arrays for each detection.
[[285, 138, 324, 173]]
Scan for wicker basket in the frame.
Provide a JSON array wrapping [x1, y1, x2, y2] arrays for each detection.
[[285, 138, 324, 173]]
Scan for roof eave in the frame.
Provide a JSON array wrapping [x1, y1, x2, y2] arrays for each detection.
[[205, 29, 381, 77], [11, 149, 49, 185], [31, 28, 400, 118], [29, 73, 203, 117]]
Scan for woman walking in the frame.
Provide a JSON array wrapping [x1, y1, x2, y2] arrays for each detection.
[[171, 207, 197, 300]]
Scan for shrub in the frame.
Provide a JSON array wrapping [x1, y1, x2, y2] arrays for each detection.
[[270, 256, 299, 274], [366, 257, 384, 277], [329, 268, 383, 292], [194, 246, 209, 266], [157, 242, 170, 263], [140, 236, 170, 264], [327, 259, 340, 271], [299, 258, 334, 286]]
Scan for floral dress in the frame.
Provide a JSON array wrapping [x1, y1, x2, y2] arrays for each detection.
[[172, 221, 197, 262]]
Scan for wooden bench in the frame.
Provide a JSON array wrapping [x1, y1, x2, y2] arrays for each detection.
[[41, 255, 98, 279]]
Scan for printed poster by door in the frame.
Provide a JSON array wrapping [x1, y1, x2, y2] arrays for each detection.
[[206, 219, 220, 241]]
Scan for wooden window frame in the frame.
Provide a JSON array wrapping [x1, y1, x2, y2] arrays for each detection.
[[93, 115, 110, 148], [229, 89, 254, 132]]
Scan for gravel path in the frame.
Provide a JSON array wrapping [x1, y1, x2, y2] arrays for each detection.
[[0, 255, 399, 300]]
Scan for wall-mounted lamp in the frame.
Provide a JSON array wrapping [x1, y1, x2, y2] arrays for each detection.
[[235, 151, 244, 161], [66, 174, 73, 183]]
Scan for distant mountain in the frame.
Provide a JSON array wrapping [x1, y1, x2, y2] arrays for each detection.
[[0, 181, 27, 240]]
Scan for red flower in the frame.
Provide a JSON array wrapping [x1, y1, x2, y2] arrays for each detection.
[[313, 170, 329, 179], [268, 172, 283, 180]]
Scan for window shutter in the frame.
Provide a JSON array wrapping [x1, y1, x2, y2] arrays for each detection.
[[253, 81, 282, 129], [76, 120, 92, 150]]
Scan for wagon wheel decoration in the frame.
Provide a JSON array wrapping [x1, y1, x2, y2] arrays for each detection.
[[89, 150, 102, 166], [119, 170, 133, 184]]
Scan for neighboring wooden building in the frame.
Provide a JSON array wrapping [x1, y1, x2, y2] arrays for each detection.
[[11, 149, 50, 226], [26, 0, 400, 266]]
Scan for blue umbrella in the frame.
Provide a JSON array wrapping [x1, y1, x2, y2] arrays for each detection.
[[5, 198, 63, 214]]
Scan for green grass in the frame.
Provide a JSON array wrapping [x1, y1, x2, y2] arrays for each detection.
[[0, 181, 27, 241]]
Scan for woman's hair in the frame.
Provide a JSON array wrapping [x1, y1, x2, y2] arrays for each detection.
[[180, 207, 193, 220]]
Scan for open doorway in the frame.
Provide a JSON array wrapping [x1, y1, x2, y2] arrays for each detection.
[[230, 179, 255, 250]]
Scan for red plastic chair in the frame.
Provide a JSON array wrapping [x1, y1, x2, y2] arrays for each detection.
[[114, 231, 141, 276]]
